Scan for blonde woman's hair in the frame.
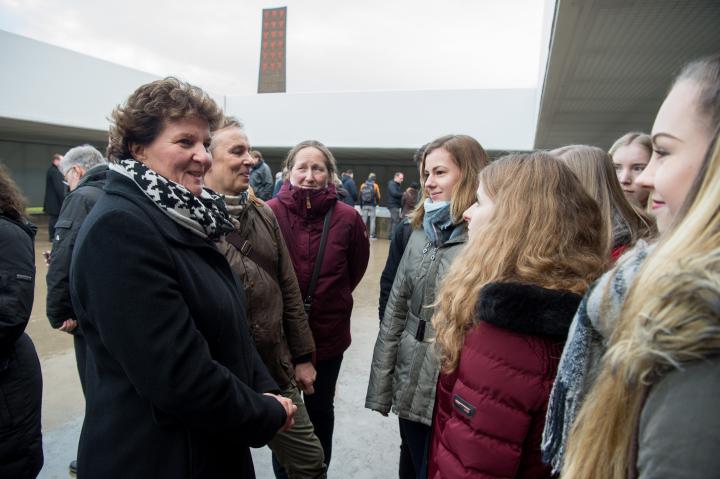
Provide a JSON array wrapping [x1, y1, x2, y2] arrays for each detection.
[[608, 131, 652, 158], [432, 152, 606, 372], [551, 145, 656, 255], [410, 135, 489, 228], [563, 129, 720, 478]]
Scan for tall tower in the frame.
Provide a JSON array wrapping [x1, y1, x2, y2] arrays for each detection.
[[258, 7, 287, 93]]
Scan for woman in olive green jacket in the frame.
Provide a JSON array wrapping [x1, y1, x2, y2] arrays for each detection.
[[366, 134, 489, 478]]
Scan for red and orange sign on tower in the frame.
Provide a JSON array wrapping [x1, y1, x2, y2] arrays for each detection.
[[258, 7, 287, 93]]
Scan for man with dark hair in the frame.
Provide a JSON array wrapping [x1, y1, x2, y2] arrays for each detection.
[[340, 170, 358, 206], [249, 149, 274, 200], [387, 172, 404, 234], [46, 145, 108, 475], [43, 153, 66, 240]]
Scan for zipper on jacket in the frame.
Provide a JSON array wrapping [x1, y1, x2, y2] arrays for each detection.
[[305, 192, 311, 209]]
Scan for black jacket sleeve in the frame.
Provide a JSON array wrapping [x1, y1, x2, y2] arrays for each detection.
[[388, 181, 403, 205], [46, 191, 94, 329], [378, 221, 412, 321], [0, 219, 35, 367]]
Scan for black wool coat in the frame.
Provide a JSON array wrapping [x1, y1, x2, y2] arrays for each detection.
[[70, 171, 286, 478]]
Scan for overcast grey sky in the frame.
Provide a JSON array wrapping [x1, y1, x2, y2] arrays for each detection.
[[0, 0, 549, 96]]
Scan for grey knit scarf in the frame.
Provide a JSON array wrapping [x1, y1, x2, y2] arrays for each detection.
[[541, 240, 653, 474]]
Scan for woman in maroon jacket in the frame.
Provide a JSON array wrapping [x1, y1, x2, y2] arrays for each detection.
[[267, 140, 369, 471], [428, 153, 606, 478]]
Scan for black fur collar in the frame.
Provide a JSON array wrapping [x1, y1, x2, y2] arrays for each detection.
[[475, 282, 582, 338]]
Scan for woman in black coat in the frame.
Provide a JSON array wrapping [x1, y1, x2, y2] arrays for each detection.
[[0, 163, 43, 478], [69, 78, 295, 478]]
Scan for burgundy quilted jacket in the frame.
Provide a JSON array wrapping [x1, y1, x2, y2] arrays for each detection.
[[267, 181, 369, 360], [428, 282, 582, 479]]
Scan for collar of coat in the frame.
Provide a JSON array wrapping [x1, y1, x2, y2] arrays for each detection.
[[104, 171, 222, 249], [276, 181, 338, 218], [475, 282, 582, 338], [0, 214, 37, 240], [76, 164, 109, 190]]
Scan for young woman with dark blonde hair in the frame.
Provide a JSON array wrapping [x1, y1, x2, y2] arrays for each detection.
[[427, 153, 606, 478], [366, 134, 489, 478], [551, 144, 655, 260]]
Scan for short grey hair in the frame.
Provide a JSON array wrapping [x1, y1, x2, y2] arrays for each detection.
[[60, 144, 106, 175]]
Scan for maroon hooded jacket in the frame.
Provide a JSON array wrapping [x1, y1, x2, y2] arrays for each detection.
[[267, 182, 369, 361], [428, 282, 581, 479]]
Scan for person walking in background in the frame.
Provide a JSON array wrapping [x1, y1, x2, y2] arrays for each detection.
[[609, 132, 653, 209], [268, 140, 369, 472], [272, 169, 286, 198], [359, 172, 381, 239], [340, 170, 358, 206], [250, 149, 274, 200], [45, 144, 108, 476], [205, 118, 326, 479], [428, 153, 605, 479], [401, 181, 420, 218], [70, 78, 295, 478], [0, 163, 43, 479], [387, 172, 404, 234], [366, 135, 489, 479], [43, 153, 66, 240]]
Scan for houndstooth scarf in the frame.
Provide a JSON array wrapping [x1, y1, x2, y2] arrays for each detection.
[[541, 240, 653, 474], [110, 158, 235, 241]]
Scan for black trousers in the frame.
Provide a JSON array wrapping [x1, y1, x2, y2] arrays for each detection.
[[304, 355, 343, 469], [398, 417, 431, 479], [73, 334, 87, 396]]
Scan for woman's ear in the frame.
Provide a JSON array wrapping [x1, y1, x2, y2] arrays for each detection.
[[129, 142, 145, 161]]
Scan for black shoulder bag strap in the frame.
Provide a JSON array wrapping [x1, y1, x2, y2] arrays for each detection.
[[304, 205, 334, 314]]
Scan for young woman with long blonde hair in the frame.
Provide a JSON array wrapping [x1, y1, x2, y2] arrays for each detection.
[[427, 153, 606, 478], [366, 134, 489, 478], [543, 53, 720, 476], [563, 127, 720, 478]]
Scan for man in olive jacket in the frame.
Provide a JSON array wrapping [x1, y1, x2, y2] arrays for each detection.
[[206, 118, 325, 479]]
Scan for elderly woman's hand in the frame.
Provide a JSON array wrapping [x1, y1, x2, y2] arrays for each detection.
[[264, 393, 297, 432]]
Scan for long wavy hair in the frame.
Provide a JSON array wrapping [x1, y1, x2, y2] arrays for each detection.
[[432, 153, 606, 372], [0, 163, 28, 221], [410, 135, 489, 228], [551, 145, 656, 255]]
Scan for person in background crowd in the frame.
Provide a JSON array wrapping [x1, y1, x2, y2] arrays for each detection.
[[273, 168, 286, 198], [366, 135, 489, 479], [70, 78, 295, 478], [401, 181, 420, 218], [43, 153, 66, 240], [250, 149, 274, 201], [551, 145, 655, 261], [205, 118, 326, 479], [268, 140, 369, 472], [45, 144, 108, 475], [359, 172, 381, 239], [387, 172, 404, 234], [609, 132, 653, 209], [340, 169, 358, 206], [427, 153, 605, 479], [0, 163, 43, 478], [543, 53, 720, 477]]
